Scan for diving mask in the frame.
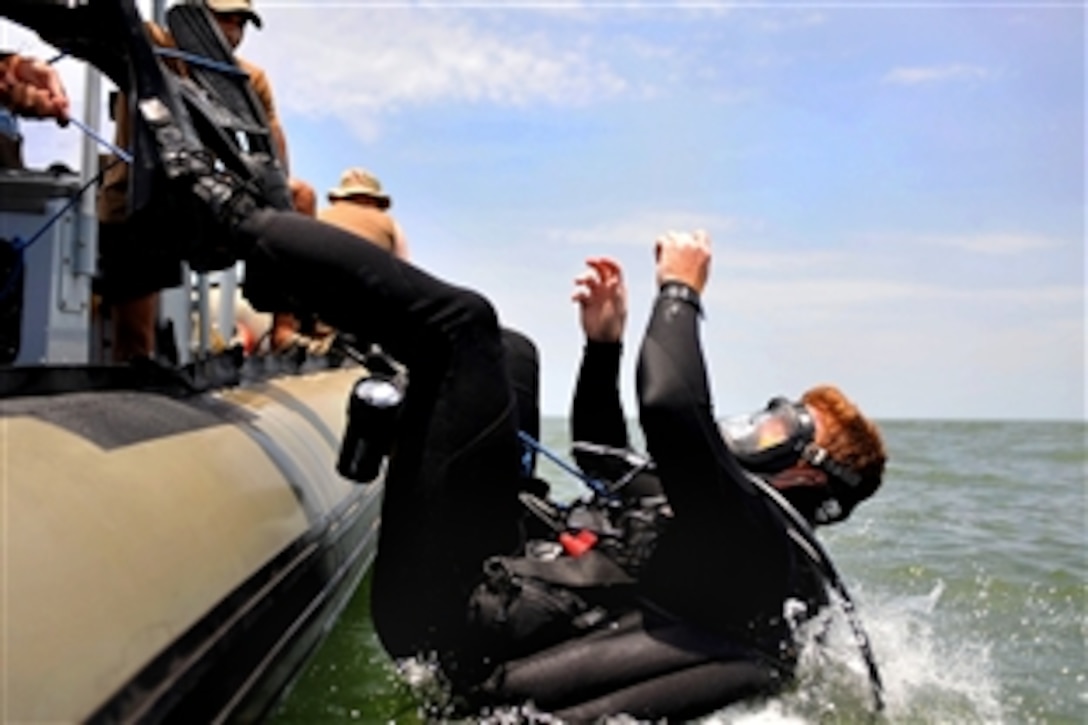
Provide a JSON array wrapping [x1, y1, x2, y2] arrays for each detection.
[[720, 397, 815, 473], [720, 397, 862, 487]]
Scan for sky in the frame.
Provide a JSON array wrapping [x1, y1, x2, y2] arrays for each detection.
[[3, 1, 1085, 421]]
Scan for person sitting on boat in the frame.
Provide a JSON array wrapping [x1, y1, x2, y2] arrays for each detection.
[[97, 0, 318, 363], [271, 167, 411, 352], [321, 167, 410, 260]]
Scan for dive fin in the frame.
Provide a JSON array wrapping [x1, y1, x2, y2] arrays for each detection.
[[166, 4, 274, 148]]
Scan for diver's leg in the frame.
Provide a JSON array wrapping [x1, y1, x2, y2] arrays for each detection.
[[239, 210, 525, 674], [1, 0, 136, 89], [501, 328, 540, 475], [491, 612, 783, 721]]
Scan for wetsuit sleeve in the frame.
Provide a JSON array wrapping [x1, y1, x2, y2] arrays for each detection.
[[571, 341, 628, 448], [570, 340, 633, 480], [636, 283, 724, 494], [636, 284, 792, 633]]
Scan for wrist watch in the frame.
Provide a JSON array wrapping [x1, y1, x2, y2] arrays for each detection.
[[658, 280, 703, 315]]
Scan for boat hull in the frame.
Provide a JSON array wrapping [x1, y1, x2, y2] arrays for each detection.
[[1, 366, 382, 723]]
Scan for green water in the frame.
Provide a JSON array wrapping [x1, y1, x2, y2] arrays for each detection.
[[272, 574, 426, 724], [273, 419, 1088, 723]]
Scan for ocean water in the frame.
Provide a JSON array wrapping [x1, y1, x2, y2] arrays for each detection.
[[271, 419, 1087, 723]]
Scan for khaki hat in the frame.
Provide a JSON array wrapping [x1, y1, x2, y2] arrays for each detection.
[[327, 168, 392, 208], [206, 0, 263, 28]]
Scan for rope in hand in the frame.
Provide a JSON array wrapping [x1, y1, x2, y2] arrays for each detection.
[[0, 39, 247, 300], [1, 43, 254, 300]]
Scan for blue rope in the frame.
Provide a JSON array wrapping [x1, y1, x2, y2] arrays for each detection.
[[153, 47, 250, 78], [42, 50, 133, 162], [518, 431, 614, 499], [0, 45, 246, 299], [0, 163, 117, 302], [50, 45, 248, 79], [66, 116, 133, 164]]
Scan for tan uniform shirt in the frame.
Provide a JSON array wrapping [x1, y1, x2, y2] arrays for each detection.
[[317, 201, 398, 253]]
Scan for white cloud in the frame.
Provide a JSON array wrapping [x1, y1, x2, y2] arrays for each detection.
[[713, 278, 1082, 315], [881, 64, 991, 86], [245, 8, 628, 140], [754, 9, 826, 33], [544, 211, 748, 247], [856, 231, 1069, 257], [852, 231, 1066, 260], [919, 233, 1065, 256]]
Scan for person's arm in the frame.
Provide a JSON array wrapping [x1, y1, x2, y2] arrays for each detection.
[[289, 177, 316, 216], [570, 258, 630, 473], [241, 59, 289, 170], [391, 219, 411, 261], [636, 231, 757, 513], [0, 52, 69, 123], [636, 231, 793, 627]]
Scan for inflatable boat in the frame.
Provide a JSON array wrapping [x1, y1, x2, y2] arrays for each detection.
[[0, 169, 382, 723]]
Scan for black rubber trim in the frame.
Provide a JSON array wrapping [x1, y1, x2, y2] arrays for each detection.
[[0, 353, 353, 452], [0, 347, 352, 402]]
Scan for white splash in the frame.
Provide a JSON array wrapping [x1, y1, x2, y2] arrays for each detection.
[[697, 582, 1006, 724]]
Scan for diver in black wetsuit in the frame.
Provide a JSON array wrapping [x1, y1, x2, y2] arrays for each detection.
[[1, 3, 887, 718], [470, 247, 888, 721], [571, 245, 887, 639]]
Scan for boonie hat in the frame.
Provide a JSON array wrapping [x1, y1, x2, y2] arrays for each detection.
[[205, 0, 263, 28], [327, 168, 392, 209]]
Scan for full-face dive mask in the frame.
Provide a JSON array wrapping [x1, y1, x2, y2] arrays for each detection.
[[720, 397, 816, 473], [719, 397, 862, 491]]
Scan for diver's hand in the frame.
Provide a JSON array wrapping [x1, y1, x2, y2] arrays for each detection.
[[655, 229, 710, 294], [572, 257, 627, 343]]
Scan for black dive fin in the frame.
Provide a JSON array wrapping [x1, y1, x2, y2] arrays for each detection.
[[165, 3, 289, 209], [166, 3, 276, 154]]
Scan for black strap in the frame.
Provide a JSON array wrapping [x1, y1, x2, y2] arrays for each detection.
[[166, 4, 275, 151], [489, 550, 635, 589]]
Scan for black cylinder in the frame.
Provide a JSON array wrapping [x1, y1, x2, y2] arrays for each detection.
[[337, 373, 404, 484]]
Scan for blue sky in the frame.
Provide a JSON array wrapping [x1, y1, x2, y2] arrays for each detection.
[[5, 2, 1085, 420]]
